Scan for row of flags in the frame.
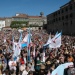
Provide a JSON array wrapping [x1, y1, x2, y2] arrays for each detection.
[[3, 29, 62, 63], [4, 30, 74, 75]]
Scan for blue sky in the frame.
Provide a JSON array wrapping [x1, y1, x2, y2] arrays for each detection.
[[0, 0, 70, 17]]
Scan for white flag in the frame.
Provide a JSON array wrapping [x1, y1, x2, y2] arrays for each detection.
[[12, 36, 15, 51], [44, 33, 51, 47], [22, 34, 28, 43], [51, 62, 73, 75], [49, 32, 61, 48], [13, 43, 21, 57]]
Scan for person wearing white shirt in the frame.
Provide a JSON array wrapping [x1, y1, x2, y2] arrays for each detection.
[[22, 70, 28, 75], [8, 57, 17, 73]]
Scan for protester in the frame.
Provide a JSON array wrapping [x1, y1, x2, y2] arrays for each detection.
[[0, 29, 75, 75]]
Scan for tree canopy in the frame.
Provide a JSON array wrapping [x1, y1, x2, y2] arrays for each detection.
[[10, 21, 28, 28]]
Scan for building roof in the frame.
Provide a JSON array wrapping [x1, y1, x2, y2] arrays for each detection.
[[60, 0, 74, 9], [4, 17, 12, 19], [12, 13, 46, 19], [0, 18, 5, 20], [12, 14, 28, 18], [29, 16, 42, 18], [3, 26, 10, 28]]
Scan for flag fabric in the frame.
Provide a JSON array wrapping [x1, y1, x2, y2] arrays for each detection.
[[51, 62, 73, 75], [12, 39, 20, 58], [13, 42, 18, 57], [43, 32, 51, 52], [22, 34, 28, 43], [21, 34, 28, 48], [43, 32, 51, 47], [55, 31, 58, 36], [13, 43, 21, 58], [18, 32, 23, 54], [12, 36, 17, 58], [27, 27, 31, 62], [19, 32, 22, 47], [21, 43, 27, 48], [19, 32, 22, 42], [12, 36, 15, 51], [13, 32, 22, 58], [49, 32, 62, 48]]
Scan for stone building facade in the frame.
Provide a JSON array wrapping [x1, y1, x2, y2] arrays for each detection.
[[0, 18, 5, 30], [12, 13, 47, 30], [47, 0, 75, 35], [0, 13, 47, 30]]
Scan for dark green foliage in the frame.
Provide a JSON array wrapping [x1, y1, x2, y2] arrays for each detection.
[[10, 21, 28, 28]]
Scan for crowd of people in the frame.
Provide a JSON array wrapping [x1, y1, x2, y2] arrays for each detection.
[[0, 29, 75, 75]]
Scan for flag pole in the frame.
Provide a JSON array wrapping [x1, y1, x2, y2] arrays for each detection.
[[27, 27, 31, 62]]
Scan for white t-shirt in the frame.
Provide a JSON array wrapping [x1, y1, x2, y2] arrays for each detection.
[[8, 60, 16, 70], [20, 64, 26, 71], [22, 70, 28, 75]]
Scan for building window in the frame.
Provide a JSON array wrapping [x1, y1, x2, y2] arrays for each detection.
[[74, 3, 75, 8], [56, 18, 58, 21], [65, 7, 68, 11], [69, 5, 73, 10], [61, 9, 64, 13], [63, 22, 64, 26], [53, 19, 55, 22], [70, 13, 73, 18], [58, 11, 60, 14], [65, 22, 68, 26], [62, 16, 64, 20], [71, 20, 72, 24], [55, 12, 57, 16], [65, 15, 68, 19], [53, 13, 55, 17], [59, 17, 61, 21]]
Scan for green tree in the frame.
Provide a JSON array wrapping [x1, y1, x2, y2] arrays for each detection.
[[10, 21, 28, 28]]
